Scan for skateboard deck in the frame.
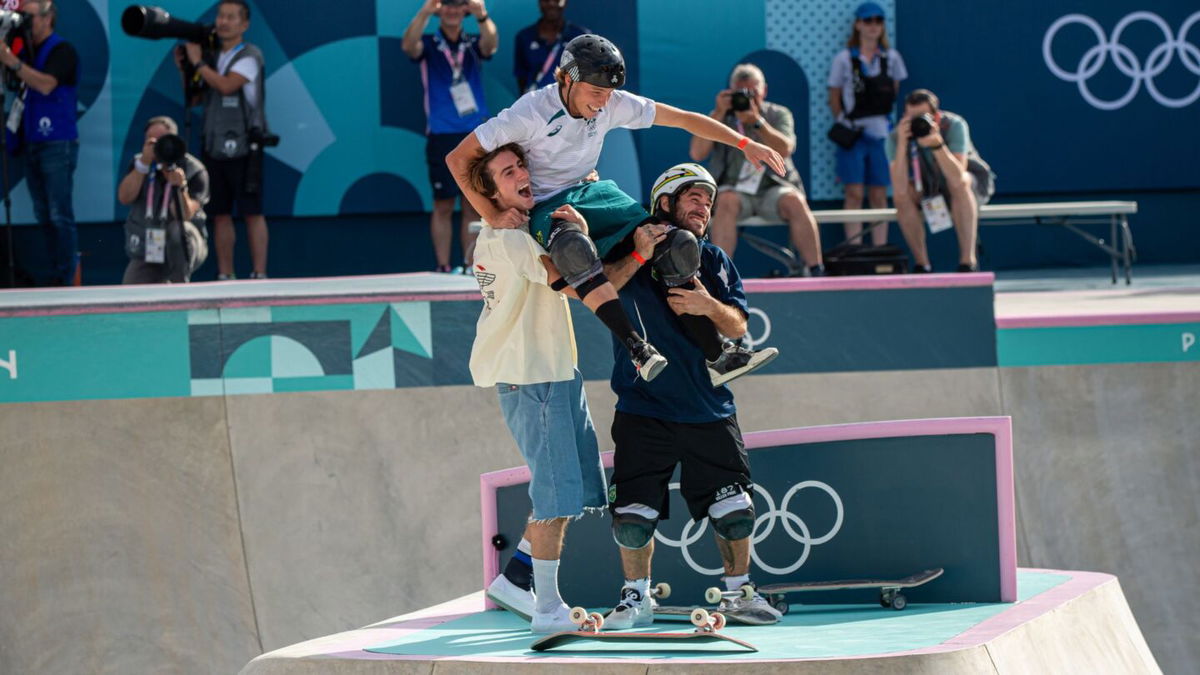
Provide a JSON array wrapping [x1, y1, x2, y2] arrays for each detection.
[[531, 629, 757, 652], [758, 567, 944, 613], [654, 605, 760, 625]]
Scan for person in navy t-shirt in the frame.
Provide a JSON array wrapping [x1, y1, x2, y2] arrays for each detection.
[[403, 0, 498, 273], [512, 0, 588, 94], [598, 162, 783, 630]]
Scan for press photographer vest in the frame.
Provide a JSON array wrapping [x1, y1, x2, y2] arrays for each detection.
[[847, 49, 895, 120], [24, 34, 79, 144], [202, 43, 266, 160]]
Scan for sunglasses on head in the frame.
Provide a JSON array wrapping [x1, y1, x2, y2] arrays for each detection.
[[860, 16, 884, 25]]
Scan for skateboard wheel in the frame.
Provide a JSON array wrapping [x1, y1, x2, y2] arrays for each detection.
[[740, 584, 756, 600], [891, 593, 907, 611], [711, 612, 727, 630], [704, 587, 723, 605], [654, 582, 671, 600], [589, 612, 605, 629], [774, 600, 790, 616], [491, 534, 507, 550], [569, 607, 589, 625], [690, 607, 710, 627]]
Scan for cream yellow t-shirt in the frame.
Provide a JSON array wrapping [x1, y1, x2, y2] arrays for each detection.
[[469, 225, 577, 387]]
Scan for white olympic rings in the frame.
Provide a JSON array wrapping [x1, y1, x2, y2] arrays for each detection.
[[745, 307, 771, 348], [653, 480, 844, 576], [1043, 11, 1200, 110]]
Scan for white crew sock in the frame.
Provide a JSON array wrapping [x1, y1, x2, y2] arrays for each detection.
[[624, 576, 651, 597], [532, 558, 563, 613], [724, 573, 750, 593], [517, 538, 532, 555]]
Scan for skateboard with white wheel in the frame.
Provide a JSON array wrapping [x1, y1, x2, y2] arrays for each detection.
[[704, 584, 755, 605], [758, 567, 944, 614], [530, 604, 755, 652]]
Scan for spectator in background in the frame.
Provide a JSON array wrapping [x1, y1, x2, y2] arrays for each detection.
[[513, 0, 588, 94], [887, 89, 993, 273], [691, 63, 823, 276], [117, 116, 209, 284], [827, 2, 906, 248], [178, 0, 270, 280], [0, 0, 79, 286], [403, 0, 497, 274]]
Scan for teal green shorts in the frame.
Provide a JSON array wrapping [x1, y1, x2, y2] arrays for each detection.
[[529, 180, 651, 257]]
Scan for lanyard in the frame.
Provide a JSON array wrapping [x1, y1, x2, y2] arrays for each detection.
[[909, 143, 923, 194], [218, 43, 246, 74], [435, 33, 468, 81], [533, 40, 562, 88], [144, 172, 175, 224]]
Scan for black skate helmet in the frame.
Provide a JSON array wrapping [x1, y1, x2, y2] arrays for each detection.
[[560, 34, 626, 89]]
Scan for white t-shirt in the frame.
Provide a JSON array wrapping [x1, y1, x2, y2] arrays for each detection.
[[473, 84, 657, 202], [469, 225, 577, 387], [217, 45, 260, 110], [827, 47, 907, 139]]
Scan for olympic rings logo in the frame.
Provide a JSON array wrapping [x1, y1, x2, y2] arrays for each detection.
[[654, 480, 844, 576], [1043, 11, 1200, 110], [745, 307, 771, 348]]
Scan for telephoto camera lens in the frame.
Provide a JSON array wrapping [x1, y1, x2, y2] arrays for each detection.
[[153, 133, 187, 167], [730, 90, 751, 112], [910, 113, 935, 139]]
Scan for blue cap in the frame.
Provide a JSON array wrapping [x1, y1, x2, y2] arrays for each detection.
[[855, 2, 885, 19]]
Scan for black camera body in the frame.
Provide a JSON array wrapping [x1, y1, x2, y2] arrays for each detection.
[[910, 113, 936, 139], [248, 129, 280, 151], [153, 133, 187, 168], [730, 88, 754, 112]]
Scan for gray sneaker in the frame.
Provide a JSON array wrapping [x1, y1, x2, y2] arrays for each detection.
[[630, 341, 668, 382], [604, 586, 655, 630], [707, 341, 779, 387], [718, 588, 783, 625]]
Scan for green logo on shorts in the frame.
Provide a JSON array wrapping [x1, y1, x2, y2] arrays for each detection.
[[607, 484, 617, 504]]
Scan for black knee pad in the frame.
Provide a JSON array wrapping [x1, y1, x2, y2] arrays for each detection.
[[652, 228, 701, 287], [548, 220, 603, 287], [611, 511, 658, 550], [710, 507, 755, 541]]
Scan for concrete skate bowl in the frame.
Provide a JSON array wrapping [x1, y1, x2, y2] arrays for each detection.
[[0, 275, 1193, 673]]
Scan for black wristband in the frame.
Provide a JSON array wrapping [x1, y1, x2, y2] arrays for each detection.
[[550, 278, 569, 291], [477, 13, 490, 22], [928, 143, 945, 150]]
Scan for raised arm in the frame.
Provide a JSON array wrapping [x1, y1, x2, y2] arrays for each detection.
[[402, 0, 439, 59], [655, 102, 785, 176], [469, 1, 498, 57]]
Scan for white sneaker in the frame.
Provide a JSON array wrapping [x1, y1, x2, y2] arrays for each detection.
[[603, 586, 655, 630], [707, 343, 779, 387], [530, 603, 576, 634], [630, 341, 668, 382], [718, 588, 783, 625], [486, 574, 534, 622]]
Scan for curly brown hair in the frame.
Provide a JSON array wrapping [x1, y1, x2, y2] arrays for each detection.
[[466, 143, 527, 209]]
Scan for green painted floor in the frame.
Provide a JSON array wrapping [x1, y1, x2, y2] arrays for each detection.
[[366, 570, 1068, 660]]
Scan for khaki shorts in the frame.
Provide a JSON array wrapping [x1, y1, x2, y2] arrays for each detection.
[[721, 183, 805, 223]]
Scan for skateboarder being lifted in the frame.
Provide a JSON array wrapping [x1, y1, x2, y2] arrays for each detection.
[[468, 143, 666, 633], [600, 163, 783, 628]]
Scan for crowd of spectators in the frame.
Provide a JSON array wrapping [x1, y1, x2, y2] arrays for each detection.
[[1, 0, 990, 287]]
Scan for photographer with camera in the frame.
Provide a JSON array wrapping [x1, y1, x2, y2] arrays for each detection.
[[826, 2, 907, 248], [173, 0, 270, 280], [0, 0, 79, 286], [887, 89, 994, 273], [118, 115, 208, 284], [689, 63, 823, 276]]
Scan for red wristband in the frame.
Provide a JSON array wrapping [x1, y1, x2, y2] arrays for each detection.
[[631, 251, 647, 266], [737, 136, 750, 150]]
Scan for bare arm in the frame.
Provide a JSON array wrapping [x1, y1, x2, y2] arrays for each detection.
[[688, 90, 732, 162], [471, 1, 498, 57], [827, 87, 844, 119], [750, 114, 794, 155], [402, 2, 438, 59], [603, 223, 667, 290], [539, 256, 579, 299], [656, 102, 786, 175], [117, 169, 146, 206], [0, 42, 56, 95], [446, 132, 505, 225], [666, 282, 747, 338], [193, 63, 248, 96]]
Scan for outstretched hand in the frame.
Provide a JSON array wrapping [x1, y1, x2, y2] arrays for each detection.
[[742, 140, 786, 176]]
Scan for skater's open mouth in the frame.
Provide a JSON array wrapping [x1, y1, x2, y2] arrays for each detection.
[[518, 183, 532, 199]]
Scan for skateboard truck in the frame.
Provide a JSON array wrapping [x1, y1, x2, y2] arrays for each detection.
[[703, 584, 754, 605]]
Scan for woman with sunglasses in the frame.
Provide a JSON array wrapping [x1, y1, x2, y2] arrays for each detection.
[[826, 2, 908, 248]]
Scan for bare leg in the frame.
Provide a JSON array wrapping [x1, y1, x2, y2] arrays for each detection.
[[214, 214, 235, 277], [431, 197, 455, 269], [618, 539, 654, 581], [579, 282, 618, 311], [944, 173, 979, 266], [778, 190, 822, 267], [867, 185, 889, 246], [894, 188, 929, 268], [842, 183, 865, 243], [246, 214, 269, 276], [459, 197, 480, 267], [710, 190, 742, 258], [526, 518, 569, 560], [714, 535, 751, 576]]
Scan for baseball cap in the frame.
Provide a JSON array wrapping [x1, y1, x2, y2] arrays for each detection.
[[855, 2, 885, 19]]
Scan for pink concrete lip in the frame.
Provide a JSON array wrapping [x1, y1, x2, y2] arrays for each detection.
[[743, 272, 994, 293], [481, 417, 1018, 606], [997, 310, 1200, 328]]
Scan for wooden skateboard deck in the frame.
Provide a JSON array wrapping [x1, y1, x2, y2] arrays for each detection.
[[531, 629, 757, 652], [758, 567, 944, 613]]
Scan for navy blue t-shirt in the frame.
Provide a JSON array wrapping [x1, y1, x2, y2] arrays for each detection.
[[512, 21, 588, 92], [413, 30, 491, 135], [609, 241, 749, 424]]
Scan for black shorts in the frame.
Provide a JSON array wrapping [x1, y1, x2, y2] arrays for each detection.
[[205, 154, 263, 217], [609, 411, 751, 522], [426, 132, 469, 200]]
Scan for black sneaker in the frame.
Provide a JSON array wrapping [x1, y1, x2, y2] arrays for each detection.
[[956, 262, 980, 273], [631, 341, 668, 382], [808, 264, 826, 277], [707, 340, 780, 387], [912, 264, 933, 273]]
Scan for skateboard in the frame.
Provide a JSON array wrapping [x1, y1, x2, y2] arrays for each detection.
[[756, 567, 945, 614], [489, 581, 671, 624], [530, 605, 757, 652], [655, 605, 761, 625]]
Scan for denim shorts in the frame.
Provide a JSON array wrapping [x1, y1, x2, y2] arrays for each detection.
[[835, 134, 891, 187], [497, 369, 607, 520]]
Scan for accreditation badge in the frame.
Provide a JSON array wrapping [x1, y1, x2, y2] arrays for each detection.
[[145, 227, 166, 264], [450, 79, 478, 117], [921, 195, 954, 235]]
